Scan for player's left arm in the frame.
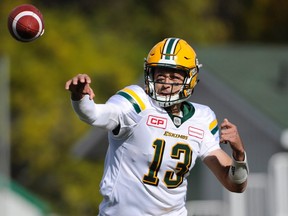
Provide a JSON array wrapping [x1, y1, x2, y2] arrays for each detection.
[[203, 118, 248, 193]]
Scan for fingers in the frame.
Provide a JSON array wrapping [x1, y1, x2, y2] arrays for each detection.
[[220, 118, 229, 144], [65, 74, 91, 90], [220, 118, 238, 144], [220, 118, 232, 130], [65, 74, 95, 100], [82, 83, 95, 100], [220, 118, 245, 155], [73, 74, 91, 85]]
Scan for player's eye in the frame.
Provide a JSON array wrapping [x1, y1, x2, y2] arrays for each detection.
[[154, 75, 166, 83]]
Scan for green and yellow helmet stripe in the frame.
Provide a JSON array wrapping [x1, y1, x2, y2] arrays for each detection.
[[162, 38, 180, 60], [117, 88, 146, 113], [209, 119, 219, 135]]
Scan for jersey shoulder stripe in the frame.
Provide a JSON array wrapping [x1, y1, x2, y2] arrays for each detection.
[[209, 119, 219, 135], [117, 87, 146, 114]]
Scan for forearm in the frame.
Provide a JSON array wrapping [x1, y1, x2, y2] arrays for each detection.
[[222, 152, 249, 193], [204, 149, 248, 193]]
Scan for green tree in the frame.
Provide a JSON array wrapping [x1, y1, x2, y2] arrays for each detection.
[[216, 0, 288, 43], [2, 2, 145, 214]]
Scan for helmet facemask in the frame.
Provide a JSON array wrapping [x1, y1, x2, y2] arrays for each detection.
[[144, 65, 199, 107]]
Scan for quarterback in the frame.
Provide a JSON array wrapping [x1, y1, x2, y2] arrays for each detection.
[[65, 38, 249, 216]]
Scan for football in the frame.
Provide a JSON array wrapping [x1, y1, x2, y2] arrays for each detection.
[[7, 4, 45, 42]]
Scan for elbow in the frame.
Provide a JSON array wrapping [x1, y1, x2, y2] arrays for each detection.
[[232, 186, 246, 194], [79, 116, 95, 125], [227, 180, 248, 193]]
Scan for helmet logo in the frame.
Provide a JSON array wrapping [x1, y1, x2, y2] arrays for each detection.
[[161, 38, 180, 60]]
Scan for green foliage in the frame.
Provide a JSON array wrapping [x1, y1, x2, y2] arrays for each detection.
[[2, 2, 145, 214], [216, 0, 288, 43]]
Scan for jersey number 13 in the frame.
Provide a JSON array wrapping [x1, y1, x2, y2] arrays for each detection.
[[143, 138, 192, 189]]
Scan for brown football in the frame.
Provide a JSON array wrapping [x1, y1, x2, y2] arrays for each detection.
[[8, 4, 45, 42]]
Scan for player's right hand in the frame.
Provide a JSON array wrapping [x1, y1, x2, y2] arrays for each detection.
[[65, 74, 95, 100]]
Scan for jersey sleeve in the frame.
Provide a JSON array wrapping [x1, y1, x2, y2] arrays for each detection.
[[198, 106, 221, 160], [72, 85, 149, 136], [71, 95, 120, 131]]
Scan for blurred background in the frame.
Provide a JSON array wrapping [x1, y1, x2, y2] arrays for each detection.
[[0, 0, 288, 215]]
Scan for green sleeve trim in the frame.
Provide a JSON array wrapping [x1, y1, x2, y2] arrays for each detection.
[[117, 91, 141, 113]]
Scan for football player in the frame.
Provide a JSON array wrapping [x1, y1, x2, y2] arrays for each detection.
[[65, 38, 248, 216]]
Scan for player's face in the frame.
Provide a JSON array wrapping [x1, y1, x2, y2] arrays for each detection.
[[153, 68, 185, 96]]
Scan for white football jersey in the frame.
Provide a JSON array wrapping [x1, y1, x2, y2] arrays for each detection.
[[72, 85, 220, 216]]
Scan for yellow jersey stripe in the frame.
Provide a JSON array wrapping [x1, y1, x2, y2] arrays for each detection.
[[209, 119, 219, 135], [122, 88, 146, 111]]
